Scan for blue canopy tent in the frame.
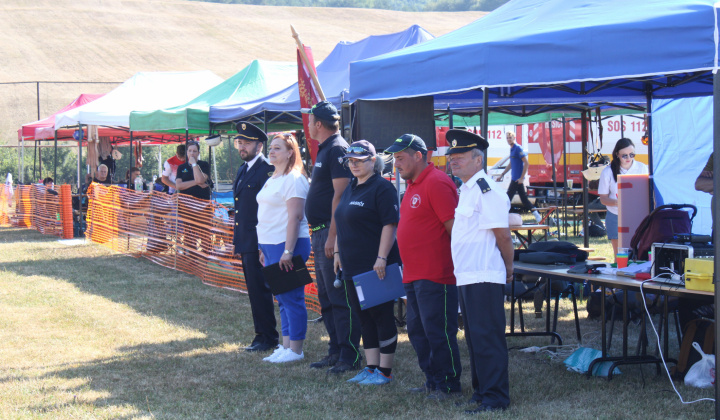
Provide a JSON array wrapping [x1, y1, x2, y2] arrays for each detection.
[[208, 25, 434, 127], [349, 1, 720, 411]]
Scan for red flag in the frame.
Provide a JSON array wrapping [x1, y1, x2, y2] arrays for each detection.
[[297, 46, 322, 163]]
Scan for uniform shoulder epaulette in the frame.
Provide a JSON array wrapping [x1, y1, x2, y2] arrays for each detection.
[[476, 178, 491, 193]]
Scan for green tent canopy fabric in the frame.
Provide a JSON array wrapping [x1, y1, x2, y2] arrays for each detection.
[[129, 60, 297, 134]]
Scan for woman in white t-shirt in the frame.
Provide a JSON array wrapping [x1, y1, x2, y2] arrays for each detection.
[[256, 133, 311, 364], [598, 138, 648, 257]]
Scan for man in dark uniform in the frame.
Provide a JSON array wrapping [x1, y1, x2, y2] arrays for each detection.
[[447, 130, 513, 413], [301, 101, 360, 373], [233, 122, 278, 352]]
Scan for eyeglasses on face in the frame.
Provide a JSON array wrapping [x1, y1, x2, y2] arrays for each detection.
[[347, 158, 371, 166], [620, 153, 635, 159]]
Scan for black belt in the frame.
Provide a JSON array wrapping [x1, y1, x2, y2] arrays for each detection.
[[310, 222, 329, 232]]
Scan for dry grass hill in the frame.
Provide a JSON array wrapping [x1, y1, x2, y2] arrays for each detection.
[[0, 0, 485, 145]]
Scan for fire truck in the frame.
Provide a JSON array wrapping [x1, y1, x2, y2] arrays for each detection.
[[430, 114, 649, 191]]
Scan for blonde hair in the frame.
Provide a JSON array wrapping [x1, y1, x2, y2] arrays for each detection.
[[272, 133, 305, 176]]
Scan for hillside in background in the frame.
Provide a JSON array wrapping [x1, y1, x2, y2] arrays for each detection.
[[0, 0, 485, 146], [191, 0, 510, 12]]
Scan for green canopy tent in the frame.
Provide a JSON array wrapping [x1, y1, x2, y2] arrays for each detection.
[[129, 60, 297, 135]]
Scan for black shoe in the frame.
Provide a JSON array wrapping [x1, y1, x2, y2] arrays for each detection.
[[465, 404, 507, 414], [455, 398, 481, 407], [426, 389, 462, 401], [309, 353, 339, 369], [327, 360, 361, 374], [408, 384, 435, 394], [245, 342, 274, 352]]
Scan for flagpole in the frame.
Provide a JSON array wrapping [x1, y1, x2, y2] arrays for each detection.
[[291, 25, 326, 101]]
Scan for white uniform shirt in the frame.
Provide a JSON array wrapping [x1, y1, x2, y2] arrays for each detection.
[[451, 170, 511, 286], [597, 160, 648, 215], [256, 170, 310, 245]]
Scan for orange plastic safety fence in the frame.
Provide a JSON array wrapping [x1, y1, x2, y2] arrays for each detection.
[[85, 184, 322, 315], [7, 185, 70, 238]]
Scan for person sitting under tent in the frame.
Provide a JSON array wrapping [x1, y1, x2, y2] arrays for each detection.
[[43, 177, 58, 196], [93, 164, 112, 186]]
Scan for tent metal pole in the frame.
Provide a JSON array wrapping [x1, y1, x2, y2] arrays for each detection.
[[645, 83, 654, 212], [712, 70, 720, 420], [54, 131, 58, 182], [620, 115, 625, 138], [77, 133, 82, 191], [39, 141, 42, 179], [548, 120, 561, 238], [481, 88, 489, 172], [130, 132, 134, 173], [33, 138, 37, 182], [581, 111, 590, 248]]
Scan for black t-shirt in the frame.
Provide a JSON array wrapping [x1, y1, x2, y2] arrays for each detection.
[[176, 160, 212, 200], [305, 133, 351, 226], [93, 177, 112, 186], [334, 173, 401, 277]]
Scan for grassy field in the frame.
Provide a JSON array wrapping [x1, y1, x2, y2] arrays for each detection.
[[0, 226, 715, 419]]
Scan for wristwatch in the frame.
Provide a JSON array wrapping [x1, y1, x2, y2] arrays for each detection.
[[191, 163, 197, 168], [283, 250, 293, 255]]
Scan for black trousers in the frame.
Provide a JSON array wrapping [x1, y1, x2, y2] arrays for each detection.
[[311, 228, 362, 365], [507, 181, 534, 211], [459, 282, 510, 408], [404, 279, 462, 392], [241, 252, 278, 346]]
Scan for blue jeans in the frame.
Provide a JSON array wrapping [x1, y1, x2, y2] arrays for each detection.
[[259, 238, 311, 341]]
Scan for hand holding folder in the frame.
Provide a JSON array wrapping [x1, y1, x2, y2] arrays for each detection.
[[261, 255, 313, 295], [352, 263, 404, 310]]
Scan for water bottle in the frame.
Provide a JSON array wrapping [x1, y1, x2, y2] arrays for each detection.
[[134, 175, 143, 191]]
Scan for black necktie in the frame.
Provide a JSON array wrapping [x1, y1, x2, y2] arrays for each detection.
[[237, 165, 248, 187]]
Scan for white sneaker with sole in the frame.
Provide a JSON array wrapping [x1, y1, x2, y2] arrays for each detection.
[[272, 350, 304, 363], [532, 210, 542, 223], [263, 346, 287, 362]]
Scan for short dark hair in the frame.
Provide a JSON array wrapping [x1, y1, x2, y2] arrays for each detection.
[[319, 119, 340, 131], [176, 144, 186, 157], [186, 141, 200, 151], [43, 177, 53, 185]]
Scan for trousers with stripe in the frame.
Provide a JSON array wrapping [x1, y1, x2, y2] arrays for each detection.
[[404, 279, 462, 392], [311, 228, 362, 365]]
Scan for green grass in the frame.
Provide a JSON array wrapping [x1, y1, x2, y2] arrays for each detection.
[[0, 227, 714, 419]]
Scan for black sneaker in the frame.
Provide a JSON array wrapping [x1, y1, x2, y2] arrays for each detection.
[[426, 389, 462, 401], [408, 384, 435, 394], [465, 403, 507, 414], [327, 360, 361, 374], [309, 353, 339, 369]]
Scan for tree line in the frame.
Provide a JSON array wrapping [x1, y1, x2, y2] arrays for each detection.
[[191, 0, 509, 12]]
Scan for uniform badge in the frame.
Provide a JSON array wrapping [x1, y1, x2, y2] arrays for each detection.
[[476, 178, 491, 193], [338, 157, 343, 164], [241, 123, 246, 131], [452, 140, 457, 147], [268, 172, 274, 177]]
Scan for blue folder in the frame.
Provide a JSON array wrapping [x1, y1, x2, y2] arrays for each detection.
[[352, 263, 404, 310]]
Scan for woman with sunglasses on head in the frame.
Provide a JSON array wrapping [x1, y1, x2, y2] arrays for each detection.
[[256, 133, 311, 364], [333, 140, 401, 385], [598, 137, 648, 257], [175, 141, 212, 200]]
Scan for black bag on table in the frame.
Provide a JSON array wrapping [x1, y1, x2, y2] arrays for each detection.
[[517, 241, 589, 265]]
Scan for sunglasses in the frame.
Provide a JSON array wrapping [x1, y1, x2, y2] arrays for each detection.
[[347, 146, 371, 155], [619, 153, 635, 159]]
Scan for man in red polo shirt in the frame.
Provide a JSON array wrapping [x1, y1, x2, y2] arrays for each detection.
[[386, 134, 462, 399]]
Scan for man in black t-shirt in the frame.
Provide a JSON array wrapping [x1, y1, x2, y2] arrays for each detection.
[[301, 101, 360, 373]]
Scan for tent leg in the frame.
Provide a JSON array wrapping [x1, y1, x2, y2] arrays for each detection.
[[33, 138, 37, 183], [481, 88, 489, 173], [548, 121, 560, 238], [581, 110, 590, 248], [54, 131, 58, 182], [712, 70, 720, 420], [645, 84, 655, 212]]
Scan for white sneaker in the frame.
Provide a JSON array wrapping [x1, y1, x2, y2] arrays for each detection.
[[272, 350, 304, 363], [532, 210, 542, 223], [263, 345, 287, 362]]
